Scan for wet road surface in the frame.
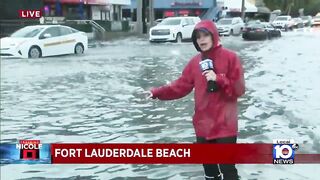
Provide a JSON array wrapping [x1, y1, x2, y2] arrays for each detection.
[[1, 28, 320, 179]]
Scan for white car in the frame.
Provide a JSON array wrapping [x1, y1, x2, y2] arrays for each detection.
[[272, 16, 294, 31], [312, 15, 320, 27], [216, 17, 244, 36], [149, 16, 201, 43], [0, 25, 88, 58]]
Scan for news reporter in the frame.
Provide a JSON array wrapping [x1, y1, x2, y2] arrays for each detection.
[[147, 20, 245, 180]]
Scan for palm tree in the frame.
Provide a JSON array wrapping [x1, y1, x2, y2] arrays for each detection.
[[285, 0, 295, 15]]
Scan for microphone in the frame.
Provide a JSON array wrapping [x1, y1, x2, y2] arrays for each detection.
[[199, 59, 218, 92]]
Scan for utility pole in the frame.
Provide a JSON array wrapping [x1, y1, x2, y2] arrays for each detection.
[[137, 0, 143, 34], [149, 0, 154, 28], [241, 0, 245, 21], [142, 0, 147, 34]]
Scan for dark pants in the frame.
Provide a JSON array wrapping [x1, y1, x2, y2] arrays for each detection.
[[196, 136, 239, 180]]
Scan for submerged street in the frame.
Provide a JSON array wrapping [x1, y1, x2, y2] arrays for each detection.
[[1, 28, 320, 179]]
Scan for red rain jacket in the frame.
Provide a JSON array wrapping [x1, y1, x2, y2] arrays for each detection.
[[151, 20, 245, 140]]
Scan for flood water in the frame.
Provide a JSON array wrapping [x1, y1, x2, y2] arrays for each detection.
[[1, 28, 320, 179]]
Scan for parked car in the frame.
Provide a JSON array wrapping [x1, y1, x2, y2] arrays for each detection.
[[301, 16, 312, 26], [272, 15, 294, 31], [216, 17, 244, 36], [149, 16, 201, 43], [0, 25, 88, 58], [292, 17, 304, 28], [312, 15, 320, 27], [242, 23, 281, 40]]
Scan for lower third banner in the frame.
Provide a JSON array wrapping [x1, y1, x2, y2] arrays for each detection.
[[50, 143, 320, 164], [1, 142, 319, 164]]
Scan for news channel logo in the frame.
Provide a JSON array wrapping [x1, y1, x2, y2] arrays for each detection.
[[0, 140, 51, 164], [273, 139, 299, 164], [199, 59, 214, 71]]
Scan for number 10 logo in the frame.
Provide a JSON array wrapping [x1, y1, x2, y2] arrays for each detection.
[[273, 144, 296, 164], [274, 145, 293, 159]]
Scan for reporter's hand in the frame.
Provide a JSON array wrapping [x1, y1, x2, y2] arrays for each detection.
[[143, 91, 153, 100], [202, 70, 216, 81], [134, 88, 154, 100]]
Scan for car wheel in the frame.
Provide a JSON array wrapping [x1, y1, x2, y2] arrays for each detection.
[[175, 33, 182, 43], [242, 34, 248, 40], [28, 46, 41, 58], [75, 43, 84, 54]]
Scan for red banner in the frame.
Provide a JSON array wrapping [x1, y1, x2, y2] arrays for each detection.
[[50, 144, 320, 164], [164, 11, 175, 17]]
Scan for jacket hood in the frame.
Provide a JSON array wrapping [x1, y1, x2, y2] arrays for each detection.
[[192, 20, 220, 52]]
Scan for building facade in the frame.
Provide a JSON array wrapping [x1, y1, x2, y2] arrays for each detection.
[[123, 0, 216, 20], [43, 0, 130, 21]]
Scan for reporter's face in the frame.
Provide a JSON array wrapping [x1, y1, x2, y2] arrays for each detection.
[[196, 31, 213, 52]]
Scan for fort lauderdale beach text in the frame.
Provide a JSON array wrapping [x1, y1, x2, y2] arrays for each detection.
[[54, 148, 191, 158]]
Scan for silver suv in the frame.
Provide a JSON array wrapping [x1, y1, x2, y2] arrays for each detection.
[[216, 17, 244, 36], [272, 16, 294, 31]]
